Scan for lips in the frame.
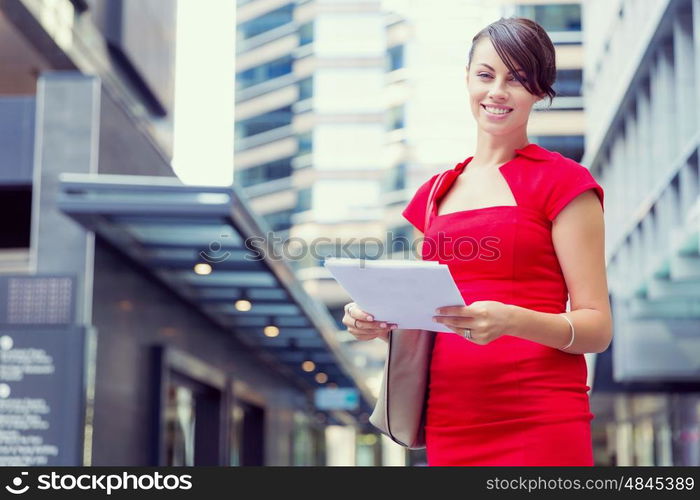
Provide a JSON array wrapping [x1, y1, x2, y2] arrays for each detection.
[[481, 104, 513, 112]]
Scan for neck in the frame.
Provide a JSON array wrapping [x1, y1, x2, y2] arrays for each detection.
[[472, 130, 530, 167]]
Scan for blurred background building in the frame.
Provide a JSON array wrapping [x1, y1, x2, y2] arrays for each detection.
[[234, 0, 508, 465], [580, 0, 700, 466], [0, 0, 376, 467], [503, 0, 585, 160]]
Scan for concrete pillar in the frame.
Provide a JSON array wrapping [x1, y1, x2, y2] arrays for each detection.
[[30, 72, 100, 325], [673, 7, 695, 148], [325, 425, 356, 465]]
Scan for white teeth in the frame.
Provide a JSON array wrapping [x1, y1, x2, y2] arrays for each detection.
[[483, 105, 512, 115]]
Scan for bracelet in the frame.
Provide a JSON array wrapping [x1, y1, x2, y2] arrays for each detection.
[[558, 313, 575, 350]]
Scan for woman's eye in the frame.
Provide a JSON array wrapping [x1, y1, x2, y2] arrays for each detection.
[[477, 73, 526, 84]]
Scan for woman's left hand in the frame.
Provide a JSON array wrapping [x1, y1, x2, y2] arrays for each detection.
[[433, 300, 514, 345]]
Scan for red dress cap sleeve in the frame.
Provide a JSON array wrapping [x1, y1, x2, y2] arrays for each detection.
[[544, 159, 605, 222], [401, 173, 439, 233]]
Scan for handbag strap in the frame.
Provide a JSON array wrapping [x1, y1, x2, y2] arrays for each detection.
[[424, 170, 451, 232]]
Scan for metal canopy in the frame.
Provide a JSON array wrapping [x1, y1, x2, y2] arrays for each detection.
[[58, 173, 374, 417]]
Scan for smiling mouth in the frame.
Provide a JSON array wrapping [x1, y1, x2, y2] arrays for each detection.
[[481, 104, 513, 114]]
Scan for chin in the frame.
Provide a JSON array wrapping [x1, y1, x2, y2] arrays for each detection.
[[484, 124, 517, 136]]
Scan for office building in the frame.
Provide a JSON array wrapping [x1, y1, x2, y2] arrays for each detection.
[[0, 0, 371, 466], [581, 0, 699, 466]]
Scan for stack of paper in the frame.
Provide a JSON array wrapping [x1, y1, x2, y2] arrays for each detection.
[[323, 257, 465, 331]]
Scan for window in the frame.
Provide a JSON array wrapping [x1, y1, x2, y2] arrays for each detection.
[[387, 105, 404, 130], [235, 106, 293, 139], [235, 158, 293, 187], [236, 55, 293, 90], [553, 69, 582, 97], [296, 187, 312, 212], [516, 4, 581, 32], [164, 385, 196, 466], [390, 224, 412, 253], [533, 135, 584, 162], [299, 21, 314, 46], [298, 131, 313, 155], [383, 163, 406, 192], [237, 4, 293, 41], [387, 45, 404, 72], [156, 347, 226, 466], [230, 400, 265, 466], [299, 77, 313, 101], [290, 412, 318, 466], [264, 209, 294, 231]]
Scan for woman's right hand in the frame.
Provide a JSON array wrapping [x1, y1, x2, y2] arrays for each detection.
[[342, 302, 396, 342]]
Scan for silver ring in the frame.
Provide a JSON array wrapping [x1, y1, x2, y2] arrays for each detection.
[[354, 318, 359, 328], [463, 328, 472, 339]]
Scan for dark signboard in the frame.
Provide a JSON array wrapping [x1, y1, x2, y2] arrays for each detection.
[[0, 276, 86, 466]]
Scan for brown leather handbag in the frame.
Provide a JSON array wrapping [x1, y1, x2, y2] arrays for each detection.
[[369, 170, 450, 449]]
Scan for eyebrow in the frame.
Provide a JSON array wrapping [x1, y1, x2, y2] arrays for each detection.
[[477, 63, 524, 74]]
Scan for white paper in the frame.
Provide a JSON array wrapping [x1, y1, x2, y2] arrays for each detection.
[[323, 257, 466, 331]]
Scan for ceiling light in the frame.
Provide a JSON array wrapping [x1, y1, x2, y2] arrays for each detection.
[[194, 263, 212, 275]]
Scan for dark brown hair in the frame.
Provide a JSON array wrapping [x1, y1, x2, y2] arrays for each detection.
[[467, 17, 557, 107]]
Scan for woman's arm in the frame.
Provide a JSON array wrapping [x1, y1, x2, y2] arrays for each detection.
[[506, 189, 613, 354]]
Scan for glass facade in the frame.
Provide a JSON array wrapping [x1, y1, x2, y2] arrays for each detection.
[[299, 21, 314, 46], [553, 68, 583, 98], [290, 412, 324, 465], [355, 433, 381, 466], [263, 209, 294, 232], [516, 4, 582, 32], [229, 400, 265, 466], [296, 186, 312, 212], [383, 163, 406, 192], [298, 131, 313, 155], [596, 394, 700, 466], [387, 44, 404, 72], [236, 55, 293, 90], [534, 135, 584, 162], [160, 363, 226, 466], [236, 158, 293, 187], [387, 105, 404, 130], [235, 105, 293, 139], [164, 385, 196, 466], [237, 3, 294, 41], [389, 224, 412, 255], [299, 77, 314, 101]]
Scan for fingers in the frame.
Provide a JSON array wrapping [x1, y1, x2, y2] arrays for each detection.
[[343, 316, 396, 335], [343, 310, 397, 328], [433, 316, 473, 329], [343, 303, 396, 341], [344, 317, 392, 329], [343, 302, 394, 329], [345, 302, 374, 322]]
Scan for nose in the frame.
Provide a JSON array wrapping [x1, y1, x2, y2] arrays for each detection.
[[486, 78, 509, 100]]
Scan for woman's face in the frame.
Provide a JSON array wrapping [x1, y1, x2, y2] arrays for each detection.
[[466, 38, 543, 136]]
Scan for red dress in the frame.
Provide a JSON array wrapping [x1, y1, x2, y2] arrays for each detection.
[[401, 143, 604, 466]]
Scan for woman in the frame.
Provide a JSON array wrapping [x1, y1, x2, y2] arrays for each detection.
[[341, 17, 613, 466]]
